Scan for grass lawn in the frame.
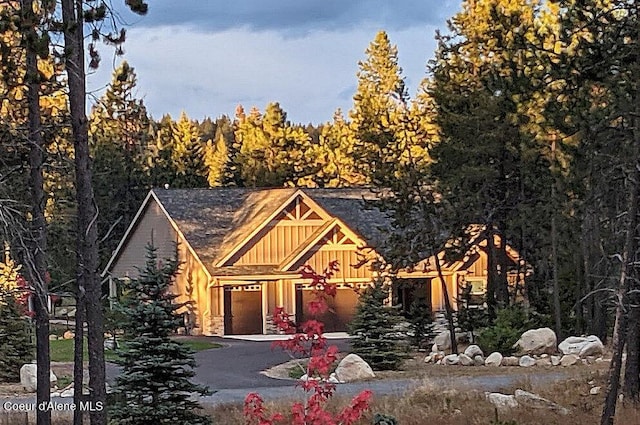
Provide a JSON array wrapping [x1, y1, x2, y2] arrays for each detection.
[[50, 338, 222, 363]]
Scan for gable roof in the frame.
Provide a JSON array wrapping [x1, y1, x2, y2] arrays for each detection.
[[147, 187, 390, 275]]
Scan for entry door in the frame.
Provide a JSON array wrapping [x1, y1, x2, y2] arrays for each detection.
[[395, 278, 432, 317], [223, 285, 263, 335]]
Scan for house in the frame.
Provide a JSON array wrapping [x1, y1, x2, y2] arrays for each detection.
[[102, 188, 527, 336]]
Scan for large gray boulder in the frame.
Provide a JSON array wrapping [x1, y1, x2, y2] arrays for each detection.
[[486, 393, 518, 411], [334, 354, 375, 382], [513, 327, 557, 355], [458, 354, 474, 366], [20, 363, 57, 393], [514, 389, 570, 415], [434, 331, 452, 352], [443, 354, 459, 365], [558, 335, 604, 358], [485, 352, 503, 367], [464, 345, 484, 358]]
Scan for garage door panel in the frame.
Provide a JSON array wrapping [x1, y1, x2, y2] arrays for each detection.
[[224, 287, 263, 335], [296, 286, 359, 332]]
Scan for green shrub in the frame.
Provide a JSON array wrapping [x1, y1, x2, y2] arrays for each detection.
[[477, 304, 531, 355]]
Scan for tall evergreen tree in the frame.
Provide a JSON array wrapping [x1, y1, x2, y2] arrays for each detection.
[[234, 103, 314, 187], [90, 61, 151, 265], [315, 110, 367, 187], [170, 112, 208, 188], [110, 244, 211, 425], [429, 0, 555, 320]]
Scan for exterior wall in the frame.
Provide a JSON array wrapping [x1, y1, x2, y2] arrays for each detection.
[[110, 200, 178, 278], [173, 243, 211, 335], [109, 199, 212, 335], [430, 274, 458, 311], [293, 247, 373, 281], [232, 220, 324, 265]]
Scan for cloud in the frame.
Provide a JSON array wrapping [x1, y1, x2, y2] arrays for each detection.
[[88, 23, 439, 125], [117, 0, 458, 34]]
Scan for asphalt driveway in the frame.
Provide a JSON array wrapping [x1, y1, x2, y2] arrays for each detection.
[[192, 337, 352, 390]]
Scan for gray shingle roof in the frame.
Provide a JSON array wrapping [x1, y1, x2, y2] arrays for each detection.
[[151, 187, 391, 275]]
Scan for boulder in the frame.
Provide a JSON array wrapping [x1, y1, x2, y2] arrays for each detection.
[[519, 355, 537, 367], [104, 339, 117, 351], [561, 354, 580, 366], [459, 354, 474, 366], [334, 354, 375, 382], [513, 328, 557, 355], [63, 330, 75, 340], [590, 386, 601, 395], [60, 388, 74, 398], [514, 389, 570, 415], [501, 356, 520, 367], [474, 355, 485, 366], [485, 352, 503, 367], [537, 357, 552, 367], [434, 331, 452, 352], [431, 343, 438, 353], [486, 393, 518, 411], [49, 334, 58, 341], [551, 355, 561, 366], [464, 345, 484, 358], [424, 354, 433, 363], [558, 335, 604, 358], [443, 354, 459, 365], [20, 363, 57, 393]]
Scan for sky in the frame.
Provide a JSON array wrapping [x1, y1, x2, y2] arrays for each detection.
[[87, 1, 462, 125]]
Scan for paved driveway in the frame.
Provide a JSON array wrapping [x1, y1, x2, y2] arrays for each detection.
[[192, 337, 352, 390]]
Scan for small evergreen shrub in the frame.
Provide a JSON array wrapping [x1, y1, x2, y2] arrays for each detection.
[[456, 282, 488, 343], [373, 412, 398, 425], [407, 296, 434, 349], [0, 259, 33, 382], [109, 244, 210, 425], [477, 304, 531, 355], [349, 271, 407, 371]]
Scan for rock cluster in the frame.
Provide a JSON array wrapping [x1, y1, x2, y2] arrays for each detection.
[[424, 328, 609, 368]]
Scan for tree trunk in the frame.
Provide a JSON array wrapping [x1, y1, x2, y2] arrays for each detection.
[[73, 297, 85, 425], [435, 254, 457, 354], [550, 138, 563, 340], [601, 141, 640, 425], [23, 3, 50, 424], [485, 225, 497, 321], [61, 1, 106, 424], [622, 113, 640, 404]]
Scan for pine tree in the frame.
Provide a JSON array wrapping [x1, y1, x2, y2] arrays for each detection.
[[315, 110, 367, 187], [170, 112, 208, 188], [110, 244, 210, 425], [0, 254, 33, 382], [234, 103, 315, 187], [90, 61, 151, 265], [349, 269, 406, 370]]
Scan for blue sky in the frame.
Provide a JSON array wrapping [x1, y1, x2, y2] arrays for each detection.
[[87, 1, 461, 125]]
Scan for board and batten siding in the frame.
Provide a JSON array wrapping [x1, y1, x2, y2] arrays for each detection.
[[231, 220, 324, 265], [293, 246, 373, 281], [110, 199, 178, 278]]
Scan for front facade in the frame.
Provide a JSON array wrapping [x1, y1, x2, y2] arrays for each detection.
[[102, 188, 527, 336]]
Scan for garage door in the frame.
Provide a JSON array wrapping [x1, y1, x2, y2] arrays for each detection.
[[295, 285, 359, 332], [224, 285, 263, 335]]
